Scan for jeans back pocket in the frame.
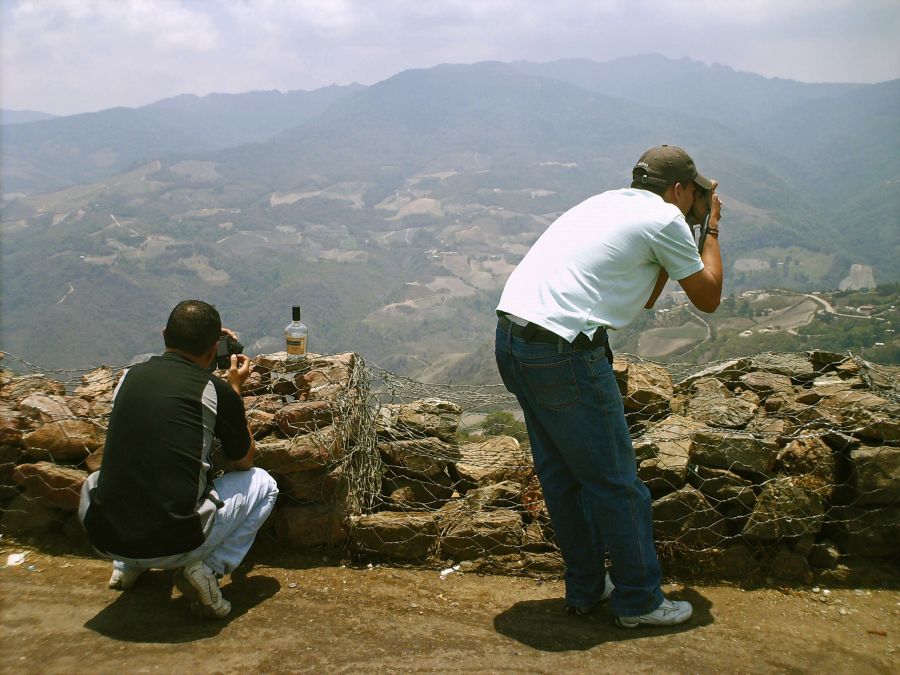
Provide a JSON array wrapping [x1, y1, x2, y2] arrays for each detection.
[[520, 358, 581, 410]]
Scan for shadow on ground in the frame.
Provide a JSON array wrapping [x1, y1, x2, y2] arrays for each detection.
[[493, 587, 712, 651], [84, 570, 280, 643]]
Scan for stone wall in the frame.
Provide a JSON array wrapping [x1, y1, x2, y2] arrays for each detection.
[[1, 349, 897, 584]]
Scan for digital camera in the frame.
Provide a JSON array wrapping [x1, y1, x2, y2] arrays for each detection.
[[214, 335, 244, 370]]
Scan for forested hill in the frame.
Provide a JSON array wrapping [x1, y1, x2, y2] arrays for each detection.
[[1, 56, 897, 379]]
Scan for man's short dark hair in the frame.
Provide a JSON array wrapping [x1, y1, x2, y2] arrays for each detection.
[[164, 300, 221, 356]]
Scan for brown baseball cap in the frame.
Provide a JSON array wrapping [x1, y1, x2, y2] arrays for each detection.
[[632, 145, 713, 191]]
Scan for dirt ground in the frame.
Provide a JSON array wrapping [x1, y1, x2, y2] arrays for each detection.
[[1, 544, 898, 674]]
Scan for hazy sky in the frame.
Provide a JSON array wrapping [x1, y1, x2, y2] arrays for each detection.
[[2, 0, 899, 116]]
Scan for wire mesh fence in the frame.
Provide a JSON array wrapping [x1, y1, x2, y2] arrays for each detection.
[[1, 348, 897, 584]]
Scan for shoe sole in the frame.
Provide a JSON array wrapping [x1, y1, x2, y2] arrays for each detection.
[[189, 598, 232, 619], [615, 610, 693, 629]]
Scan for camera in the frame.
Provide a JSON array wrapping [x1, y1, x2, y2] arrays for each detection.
[[214, 335, 244, 370]]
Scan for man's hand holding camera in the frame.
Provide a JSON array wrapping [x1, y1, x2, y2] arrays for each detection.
[[687, 180, 722, 254], [217, 327, 252, 395], [227, 353, 252, 396]]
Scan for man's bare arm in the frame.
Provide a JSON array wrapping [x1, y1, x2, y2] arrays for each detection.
[[679, 192, 723, 313], [226, 353, 257, 471], [645, 269, 670, 309]]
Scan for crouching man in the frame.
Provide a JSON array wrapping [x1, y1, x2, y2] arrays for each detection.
[[79, 300, 279, 619]]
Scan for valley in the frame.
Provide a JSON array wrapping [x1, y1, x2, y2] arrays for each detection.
[[1, 57, 898, 380]]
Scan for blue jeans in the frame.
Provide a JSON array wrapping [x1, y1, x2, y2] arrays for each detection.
[[495, 321, 663, 616]]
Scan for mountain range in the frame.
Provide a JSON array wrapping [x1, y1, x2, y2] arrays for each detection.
[[1, 55, 898, 380]]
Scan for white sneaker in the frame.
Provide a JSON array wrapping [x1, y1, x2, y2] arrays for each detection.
[[176, 562, 231, 619], [565, 572, 615, 615], [616, 598, 693, 628], [108, 566, 144, 590]]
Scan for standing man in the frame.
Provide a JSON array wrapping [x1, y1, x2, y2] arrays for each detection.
[[495, 145, 722, 628], [79, 300, 279, 619]]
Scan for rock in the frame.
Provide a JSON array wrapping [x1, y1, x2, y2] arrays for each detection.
[[677, 358, 752, 388], [378, 437, 460, 479], [17, 395, 74, 425], [824, 504, 900, 557], [787, 534, 816, 556], [850, 445, 900, 505], [671, 543, 756, 580], [0, 444, 28, 500], [0, 493, 63, 535], [745, 417, 789, 446], [246, 409, 275, 438], [690, 429, 777, 474], [270, 372, 299, 396], [65, 396, 111, 421], [274, 400, 335, 436], [815, 564, 853, 585], [461, 481, 524, 510], [12, 462, 87, 510], [522, 521, 554, 552], [276, 466, 346, 503], [74, 366, 119, 400], [794, 377, 857, 405], [0, 374, 66, 402], [376, 398, 462, 442], [652, 485, 728, 548], [273, 502, 347, 547], [617, 357, 672, 416], [243, 394, 286, 415], [350, 511, 439, 560], [807, 350, 849, 373], [382, 473, 454, 510], [0, 401, 28, 445], [521, 475, 547, 522], [294, 353, 356, 402], [864, 362, 900, 390], [739, 371, 795, 398], [84, 448, 104, 472], [253, 352, 309, 373], [776, 436, 836, 488], [742, 477, 825, 542], [818, 390, 900, 442], [238, 370, 268, 396], [23, 419, 105, 462], [748, 353, 817, 383], [684, 380, 756, 429], [634, 415, 704, 493], [454, 436, 532, 488], [808, 538, 841, 569], [688, 465, 756, 518], [770, 545, 813, 583], [254, 427, 345, 473], [441, 508, 524, 560], [473, 551, 565, 576]]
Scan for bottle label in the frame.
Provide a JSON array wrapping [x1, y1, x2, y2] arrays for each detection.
[[286, 336, 307, 356]]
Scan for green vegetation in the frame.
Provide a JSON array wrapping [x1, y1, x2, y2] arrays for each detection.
[[480, 411, 529, 443], [2, 60, 897, 379]]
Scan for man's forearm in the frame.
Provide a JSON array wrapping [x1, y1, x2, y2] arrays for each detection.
[[645, 269, 670, 308]]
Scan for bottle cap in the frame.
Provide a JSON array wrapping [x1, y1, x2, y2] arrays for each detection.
[[292, 306, 301, 321]]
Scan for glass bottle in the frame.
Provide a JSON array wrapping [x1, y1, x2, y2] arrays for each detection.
[[285, 305, 308, 360]]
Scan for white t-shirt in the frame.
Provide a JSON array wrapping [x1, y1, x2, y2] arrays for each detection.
[[497, 188, 703, 341]]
